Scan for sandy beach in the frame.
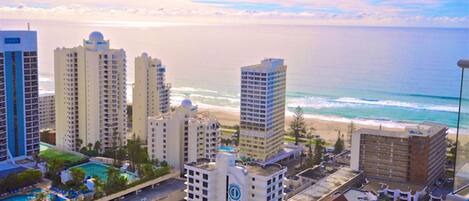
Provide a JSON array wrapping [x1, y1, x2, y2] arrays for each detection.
[[199, 107, 459, 144]]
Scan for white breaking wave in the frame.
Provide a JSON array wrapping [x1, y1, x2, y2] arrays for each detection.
[[189, 94, 239, 103], [39, 77, 53, 82], [287, 96, 354, 109], [171, 87, 218, 94], [335, 97, 458, 113], [287, 96, 458, 113]]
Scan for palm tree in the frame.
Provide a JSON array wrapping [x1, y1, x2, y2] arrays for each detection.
[[76, 138, 83, 151], [35, 192, 48, 201], [93, 141, 102, 154]]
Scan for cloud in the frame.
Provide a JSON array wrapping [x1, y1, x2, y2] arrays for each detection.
[[0, 0, 468, 27]]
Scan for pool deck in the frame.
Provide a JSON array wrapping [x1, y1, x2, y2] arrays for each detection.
[[70, 161, 139, 182], [0, 180, 52, 201]]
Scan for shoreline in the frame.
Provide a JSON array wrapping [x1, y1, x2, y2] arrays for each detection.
[[199, 106, 459, 144]]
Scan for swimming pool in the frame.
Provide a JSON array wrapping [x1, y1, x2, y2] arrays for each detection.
[[0, 188, 65, 201], [218, 146, 237, 152], [72, 162, 138, 182], [39, 142, 54, 151]]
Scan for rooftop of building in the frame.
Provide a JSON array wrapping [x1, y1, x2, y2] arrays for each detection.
[[245, 163, 285, 176], [332, 189, 378, 201], [289, 167, 362, 201], [297, 165, 337, 181], [186, 157, 285, 176], [362, 179, 426, 194], [355, 122, 447, 138], [0, 161, 27, 179], [186, 158, 217, 171], [241, 58, 286, 72]]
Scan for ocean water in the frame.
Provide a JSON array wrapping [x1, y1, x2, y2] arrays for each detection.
[[2, 19, 468, 130]]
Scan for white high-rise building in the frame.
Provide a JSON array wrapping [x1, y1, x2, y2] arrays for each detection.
[[239, 59, 287, 161], [147, 99, 219, 170], [39, 93, 55, 130], [184, 153, 287, 201], [55, 32, 127, 151], [132, 53, 170, 142]]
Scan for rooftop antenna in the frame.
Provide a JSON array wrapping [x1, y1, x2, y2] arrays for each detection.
[[27, 22, 30, 31]]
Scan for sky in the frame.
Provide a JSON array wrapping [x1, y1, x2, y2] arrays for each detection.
[[0, 0, 468, 27]]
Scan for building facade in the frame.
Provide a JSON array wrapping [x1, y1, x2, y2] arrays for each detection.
[[132, 53, 170, 142], [239, 58, 287, 162], [0, 30, 40, 161], [39, 93, 55, 130], [147, 99, 219, 170], [351, 122, 447, 185], [55, 31, 127, 151], [184, 153, 287, 201]]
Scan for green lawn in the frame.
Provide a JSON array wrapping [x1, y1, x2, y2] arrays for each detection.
[[221, 128, 237, 137], [39, 148, 87, 164], [284, 135, 307, 143]]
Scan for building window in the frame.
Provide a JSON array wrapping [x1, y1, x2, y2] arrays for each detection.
[[203, 174, 208, 180]]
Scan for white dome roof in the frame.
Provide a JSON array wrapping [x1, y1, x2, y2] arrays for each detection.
[[89, 31, 104, 41], [181, 99, 192, 107]]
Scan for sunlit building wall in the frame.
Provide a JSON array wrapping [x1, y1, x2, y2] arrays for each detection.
[[239, 58, 287, 161], [55, 32, 127, 151], [132, 53, 170, 142], [147, 99, 220, 171], [39, 93, 55, 130]]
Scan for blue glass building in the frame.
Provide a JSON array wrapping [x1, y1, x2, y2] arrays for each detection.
[[0, 31, 40, 162]]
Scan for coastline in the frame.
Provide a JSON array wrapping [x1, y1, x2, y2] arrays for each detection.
[[199, 106, 459, 144]]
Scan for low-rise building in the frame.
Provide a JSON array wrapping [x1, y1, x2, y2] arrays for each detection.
[[351, 122, 447, 185], [147, 99, 219, 171], [184, 152, 287, 201], [288, 167, 363, 201], [39, 93, 55, 130]]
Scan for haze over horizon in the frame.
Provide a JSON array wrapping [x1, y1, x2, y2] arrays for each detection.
[[1, 0, 468, 28]]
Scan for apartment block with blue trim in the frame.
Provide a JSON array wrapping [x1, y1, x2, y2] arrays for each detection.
[[0, 31, 40, 162]]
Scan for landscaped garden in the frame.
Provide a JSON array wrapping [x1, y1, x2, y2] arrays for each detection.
[[0, 130, 173, 201], [41, 131, 172, 200], [39, 148, 87, 167]]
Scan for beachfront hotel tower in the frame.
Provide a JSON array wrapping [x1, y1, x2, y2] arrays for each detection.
[[54, 32, 127, 152], [132, 53, 170, 142], [147, 99, 220, 171], [239, 58, 287, 161], [0, 31, 40, 161]]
